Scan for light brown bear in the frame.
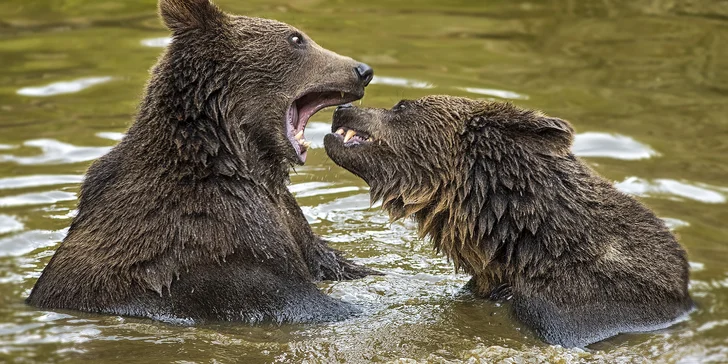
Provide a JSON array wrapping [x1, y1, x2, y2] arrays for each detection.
[[324, 96, 694, 347]]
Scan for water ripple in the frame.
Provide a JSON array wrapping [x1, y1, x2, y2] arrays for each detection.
[[140, 37, 172, 48], [0, 228, 67, 257], [663, 217, 690, 230], [0, 175, 83, 190], [616, 177, 726, 204], [302, 122, 332, 149], [290, 182, 361, 198], [459, 87, 529, 100], [371, 76, 434, 89], [16, 77, 113, 97], [0, 215, 23, 235], [95, 132, 125, 141], [0, 191, 77, 208], [0, 139, 111, 165], [573, 132, 658, 160]]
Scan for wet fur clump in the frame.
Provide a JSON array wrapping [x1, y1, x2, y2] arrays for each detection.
[[324, 96, 695, 347], [26, 0, 378, 324]]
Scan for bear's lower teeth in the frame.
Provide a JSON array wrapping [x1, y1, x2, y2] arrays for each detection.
[[336, 127, 373, 144]]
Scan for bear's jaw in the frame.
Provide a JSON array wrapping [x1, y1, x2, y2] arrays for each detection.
[[286, 91, 362, 163], [332, 126, 375, 146]]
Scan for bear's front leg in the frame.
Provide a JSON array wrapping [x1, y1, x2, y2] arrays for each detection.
[[465, 267, 511, 300], [304, 237, 382, 281]]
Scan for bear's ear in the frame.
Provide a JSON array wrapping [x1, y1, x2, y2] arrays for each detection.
[[159, 0, 225, 32], [527, 116, 575, 155]]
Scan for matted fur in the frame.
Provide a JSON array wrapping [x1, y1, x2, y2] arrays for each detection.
[[26, 0, 377, 324], [324, 95, 694, 347]]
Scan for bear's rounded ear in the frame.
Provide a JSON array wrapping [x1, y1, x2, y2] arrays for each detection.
[[531, 116, 575, 154], [159, 0, 224, 32]]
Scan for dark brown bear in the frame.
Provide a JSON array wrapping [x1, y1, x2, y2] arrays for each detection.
[[324, 96, 694, 347], [26, 0, 378, 324]]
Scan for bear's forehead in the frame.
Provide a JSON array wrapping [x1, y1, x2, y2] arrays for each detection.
[[417, 95, 477, 112], [231, 15, 296, 33]]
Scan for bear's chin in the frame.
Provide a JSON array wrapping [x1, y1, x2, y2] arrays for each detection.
[[323, 133, 377, 183]]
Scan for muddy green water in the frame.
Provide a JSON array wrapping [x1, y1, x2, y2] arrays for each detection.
[[1, 0, 727, 362]]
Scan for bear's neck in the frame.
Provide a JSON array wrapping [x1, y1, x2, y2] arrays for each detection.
[[409, 153, 595, 276], [125, 61, 291, 188]]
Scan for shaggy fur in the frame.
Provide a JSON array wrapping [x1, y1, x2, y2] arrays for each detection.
[[324, 96, 694, 347], [26, 0, 378, 324]]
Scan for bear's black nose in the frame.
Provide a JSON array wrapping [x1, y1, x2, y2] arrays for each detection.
[[336, 103, 354, 111], [355, 63, 374, 86]]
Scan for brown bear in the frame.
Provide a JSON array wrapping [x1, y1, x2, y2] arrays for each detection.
[[324, 96, 695, 347], [26, 0, 378, 324]]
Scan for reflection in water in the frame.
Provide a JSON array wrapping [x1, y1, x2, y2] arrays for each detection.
[[95, 132, 125, 142], [297, 122, 330, 149], [0, 175, 83, 190], [0, 139, 111, 165], [616, 177, 726, 204], [0, 215, 23, 235], [370, 76, 434, 89], [0, 0, 727, 362], [458, 87, 529, 100], [140, 37, 172, 48], [573, 132, 657, 160], [662, 217, 690, 230], [0, 228, 68, 257], [16, 77, 113, 97], [0, 191, 77, 208]]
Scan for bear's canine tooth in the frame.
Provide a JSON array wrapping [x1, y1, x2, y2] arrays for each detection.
[[344, 130, 356, 143], [295, 130, 304, 140], [303, 141, 312, 148], [335, 128, 345, 135]]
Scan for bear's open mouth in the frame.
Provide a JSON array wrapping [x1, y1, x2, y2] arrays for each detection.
[[331, 126, 375, 147], [287, 91, 362, 163]]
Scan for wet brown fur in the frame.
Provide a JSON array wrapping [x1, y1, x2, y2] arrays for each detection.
[[26, 0, 377, 324], [324, 96, 694, 347]]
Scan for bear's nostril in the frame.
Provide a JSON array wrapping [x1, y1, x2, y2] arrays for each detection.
[[354, 63, 374, 86], [337, 103, 354, 111]]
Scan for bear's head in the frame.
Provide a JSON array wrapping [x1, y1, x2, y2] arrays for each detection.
[[323, 95, 574, 221], [154, 0, 373, 166]]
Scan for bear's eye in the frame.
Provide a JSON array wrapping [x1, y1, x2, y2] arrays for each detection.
[[393, 101, 408, 111], [288, 33, 305, 48]]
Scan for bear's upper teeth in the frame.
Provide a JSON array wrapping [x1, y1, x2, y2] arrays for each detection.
[[295, 130, 304, 140], [344, 130, 357, 143], [335, 128, 345, 135]]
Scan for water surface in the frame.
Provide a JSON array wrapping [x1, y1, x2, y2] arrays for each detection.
[[1, 0, 727, 362]]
